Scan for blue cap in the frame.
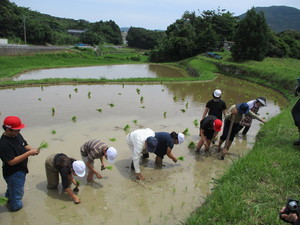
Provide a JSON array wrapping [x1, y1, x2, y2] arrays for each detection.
[[237, 103, 249, 114], [146, 136, 158, 153]]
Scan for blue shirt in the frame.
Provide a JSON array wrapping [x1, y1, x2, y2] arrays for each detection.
[[154, 132, 174, 159]]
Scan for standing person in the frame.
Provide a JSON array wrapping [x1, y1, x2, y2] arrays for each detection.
[[201, 89, 227, 121], [218, 103, 266, 159], [45, 153, 86, 204], [154, 131, 185, 166], [238, 97, 267, 135], [0, 116, 40, 211], [196, 115, 223, 155], [292, 78, 300, 145], [80, 139, 117, 182], [126, 128, 158, 180]]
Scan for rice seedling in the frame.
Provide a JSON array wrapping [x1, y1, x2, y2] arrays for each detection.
[[136, 88, 140, 94], [177, 156, 184, 161], [170, 205, 174, 213], [184, 186, 188, 193], [38, 141, 49, 150], [181, 201, 185, 208], [133, 120, 138, 124], [88, 91, 91, 98], [163, 112, 167, 118], [182, 128, 189, 136], [106, 166, 113, 170], [74, 88, 78, 93], [71, 116, 77, 122], [51, 130, 56, 134], [109, 138, 116, 141], [140, 106, 145, 109], [108, 103, 115, 108], [148, 216, 152, 223], [193, 119, 199, 127], [0, 197, 8, 206], [185, 102, 189, 109], [188, 141, 196, 149], [118, 93, 122, 95], [40, 86, 44, 91], [172, 187, 176, 195], [181, 109, 186, 113], [51, 107, 55, 116], [38, 98, 41, 101], [96, 108, 102, 112], [173, 96, 177, 101], [73, 180, 80, 192], [140, 96, 144, 104], [123, 124, 130, 131], [68, 94, 71, 99]]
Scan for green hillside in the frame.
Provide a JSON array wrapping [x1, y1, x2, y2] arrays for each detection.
[[239, 6, 300, 33]]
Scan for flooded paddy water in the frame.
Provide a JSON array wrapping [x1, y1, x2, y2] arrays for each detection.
[[0, 65, 287, 225]]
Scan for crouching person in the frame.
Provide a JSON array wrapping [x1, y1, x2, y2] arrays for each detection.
[[80, 139, 117, 182], [45, 153, 86, 204]]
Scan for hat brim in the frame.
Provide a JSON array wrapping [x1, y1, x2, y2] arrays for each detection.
[[107, 158, 115, 163], [75, 170, 86, 177], [11, 124, 26, 130], [214, 127, 221, 132]]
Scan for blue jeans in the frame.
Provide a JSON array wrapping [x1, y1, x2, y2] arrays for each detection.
[[4, 171, 26, 211]]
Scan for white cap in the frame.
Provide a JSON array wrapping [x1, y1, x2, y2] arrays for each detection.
[[213, 89, 222, 98], [178, 133, 185, 144], [72, 161, 86, 177], [107, 147, 117, 163]]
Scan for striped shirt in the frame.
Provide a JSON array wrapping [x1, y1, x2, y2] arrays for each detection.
[[80, 139, 107, 162]]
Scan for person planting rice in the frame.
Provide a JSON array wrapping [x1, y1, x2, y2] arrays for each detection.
[[45, 153, 86, 204], [126, 128, 158, 180], [237, 97, 267, 135], [196, 115, 223, 155], [201, 89, 227, 121], [0, 116, 40, 211], [200, 89, 227, 145], [217, 103, 266, 159], [154, 131, 185, 166], [80, 139, 117, 182]]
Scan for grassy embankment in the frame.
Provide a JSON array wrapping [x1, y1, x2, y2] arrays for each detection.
[[0, 47, 215, 87], [1, 48, 300, 224]]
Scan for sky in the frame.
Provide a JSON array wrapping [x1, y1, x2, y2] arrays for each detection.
[[11, 0, 300, 30]]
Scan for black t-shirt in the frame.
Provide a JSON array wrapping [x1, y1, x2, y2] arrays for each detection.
[[206, 99, 227, 120], [201, 115, 217, 131], [0, 133, 29, 177]]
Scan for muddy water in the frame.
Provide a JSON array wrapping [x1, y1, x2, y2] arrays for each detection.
[[0, 75, 287, 225], [13, 64, 185, 81]]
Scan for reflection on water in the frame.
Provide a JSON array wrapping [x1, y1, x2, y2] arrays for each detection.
[[13, 64, 185, 80], [0, 75, 287, 225]]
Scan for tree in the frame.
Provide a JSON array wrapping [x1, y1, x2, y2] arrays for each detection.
[[231, 8, 270, 61]]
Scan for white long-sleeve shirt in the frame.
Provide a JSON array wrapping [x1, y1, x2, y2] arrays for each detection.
[[126, 128, 155, 173]]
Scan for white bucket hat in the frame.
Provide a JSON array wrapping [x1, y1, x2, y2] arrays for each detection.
[[213, 89, 222, 98], [107, 147, 117, 163], [178, 133, 185, 144], [72, 161, 86, 177]]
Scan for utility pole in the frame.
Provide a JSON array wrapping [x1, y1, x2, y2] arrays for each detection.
[[23, 16, 27, 44]]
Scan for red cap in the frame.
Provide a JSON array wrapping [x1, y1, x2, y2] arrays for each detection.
[[3, 116, 26, 130], [213, 119, 222, 132]]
